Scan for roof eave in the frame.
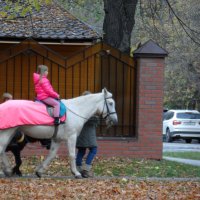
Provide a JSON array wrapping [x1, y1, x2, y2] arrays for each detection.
[[0, 36, 102, 43]]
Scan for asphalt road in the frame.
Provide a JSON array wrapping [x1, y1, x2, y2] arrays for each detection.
[[163, 141, 200, 152]]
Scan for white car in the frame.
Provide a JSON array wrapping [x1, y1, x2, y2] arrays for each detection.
[[163, 110, 200, 143]]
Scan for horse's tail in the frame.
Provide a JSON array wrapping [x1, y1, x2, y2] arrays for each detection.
[[6, 131, 27, 151]]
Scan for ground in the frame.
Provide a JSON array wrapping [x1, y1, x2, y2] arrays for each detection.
[[0, 155, 199, 199], [0, 178, 199, 199]]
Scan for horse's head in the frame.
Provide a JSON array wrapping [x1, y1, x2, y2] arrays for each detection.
[[101, 88, 118, 127]]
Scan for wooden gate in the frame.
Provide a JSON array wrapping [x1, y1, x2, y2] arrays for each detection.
[[0, 39, 136, 137]]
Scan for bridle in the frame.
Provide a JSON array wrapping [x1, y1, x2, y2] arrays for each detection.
[[67, 96, 116, 121], [100, 97, 117, 120]]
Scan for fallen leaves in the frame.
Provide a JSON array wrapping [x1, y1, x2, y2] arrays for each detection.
[[0, 178, 199, 199], [1, 155, 199, 199]]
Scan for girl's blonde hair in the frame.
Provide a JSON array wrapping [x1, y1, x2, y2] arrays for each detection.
[[37, 65, 48, 81]]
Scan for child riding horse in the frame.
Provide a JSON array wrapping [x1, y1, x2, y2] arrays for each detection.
[[0, 89, 117, 178]]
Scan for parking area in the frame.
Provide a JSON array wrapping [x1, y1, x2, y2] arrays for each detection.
[[167, 139, 199, 144], [163, 141, 200, 152]]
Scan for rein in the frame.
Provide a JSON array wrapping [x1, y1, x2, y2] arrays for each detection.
[[67, 107, 89, 120], [66, 96, 116, 121]]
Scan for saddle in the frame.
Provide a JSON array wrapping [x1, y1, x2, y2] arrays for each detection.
[[36, 99, 67, 118]]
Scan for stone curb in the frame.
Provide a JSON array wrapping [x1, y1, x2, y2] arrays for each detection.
[[0, 174, 200, 182], [163, 156, 200, 167]]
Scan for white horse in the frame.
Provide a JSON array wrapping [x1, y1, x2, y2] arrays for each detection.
[[0, 88, 117, 178]]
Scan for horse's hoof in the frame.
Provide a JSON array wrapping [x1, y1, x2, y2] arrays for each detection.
[[75, 175, 82, 179], [13, 172, 22, 177], [35, 171, 42, 178], [4, 170, 12, 177], [12, 169, 22, 176], [16, 173, 22, 177]]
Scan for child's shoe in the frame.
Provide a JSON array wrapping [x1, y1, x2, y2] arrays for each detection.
[[54, 117, 60, 125]]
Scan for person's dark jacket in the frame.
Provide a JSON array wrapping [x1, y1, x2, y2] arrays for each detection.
[[76, 116, 99, 148]]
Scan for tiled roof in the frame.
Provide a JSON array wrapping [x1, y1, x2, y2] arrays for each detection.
[[133, 39, 168, 57], [0, 1, 100, 41]]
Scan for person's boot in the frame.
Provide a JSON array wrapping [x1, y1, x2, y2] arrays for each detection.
[[54, 117, 60, 125], [81, 164, 93, 178]]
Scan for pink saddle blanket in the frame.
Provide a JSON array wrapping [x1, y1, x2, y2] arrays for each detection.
[[0, 100, 66, 130]]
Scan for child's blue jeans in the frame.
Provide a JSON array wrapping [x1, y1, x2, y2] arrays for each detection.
[[76, 147, 97, 166]]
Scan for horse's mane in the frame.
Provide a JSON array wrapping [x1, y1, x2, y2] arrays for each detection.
[[63, 93, 103, 105], [61, 92, 106, 116], [63, 90, 112, 104]]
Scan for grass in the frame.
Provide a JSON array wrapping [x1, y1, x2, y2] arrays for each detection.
[[8, 155, 200, 178], [93, 157, 200, 178], [163, 152, 200, 160]]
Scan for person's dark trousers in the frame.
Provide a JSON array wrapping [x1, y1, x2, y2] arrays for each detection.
[[76, 147, 97, 166], [86, 147, 97, 165], [76, 147, 86, 166]]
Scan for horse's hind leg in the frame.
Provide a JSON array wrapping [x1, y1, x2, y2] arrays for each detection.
[[67, 134, 82, 179], [11, 149, 22, 176], [0, 128, 16, 176], [35, 140, 60, 177]]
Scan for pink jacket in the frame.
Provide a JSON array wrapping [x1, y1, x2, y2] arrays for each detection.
[[33, 73, 59, 100]]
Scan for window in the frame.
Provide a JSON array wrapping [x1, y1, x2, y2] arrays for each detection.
[[164, 112, 174, 120], [177, 113, 200, 119]]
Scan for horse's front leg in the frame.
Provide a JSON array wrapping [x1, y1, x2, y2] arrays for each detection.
[[0, 129, 16, 176], [35, 140, 60, 178], [67, 134, 82, 179], [1, 152, 12, 176]]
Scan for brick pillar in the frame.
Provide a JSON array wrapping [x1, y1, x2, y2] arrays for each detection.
[[133, 40, 168, 159]]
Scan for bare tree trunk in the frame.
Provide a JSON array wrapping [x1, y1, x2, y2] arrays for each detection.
[[103, 0, 138, 54]]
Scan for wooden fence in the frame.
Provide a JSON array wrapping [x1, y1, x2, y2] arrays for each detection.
[[0, 39, 136, 137]]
